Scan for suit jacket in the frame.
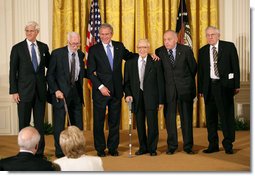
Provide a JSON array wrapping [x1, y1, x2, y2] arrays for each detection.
[[0, 152, 55, 171], [155, 44, 197, 102], [9, 39, 50, 102], [54, 155, 104, 171], [124, 55, 165, 112], [198, 40, 240, 101], [47, 46, 85, 105], [87, 41, 134, 100]]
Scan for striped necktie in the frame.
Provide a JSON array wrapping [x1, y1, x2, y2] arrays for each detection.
[[168, 49, 175, 65], [212, 46, 219, 77]]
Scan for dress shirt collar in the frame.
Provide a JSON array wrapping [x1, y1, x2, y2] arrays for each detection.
[[210, 41, 219, 51], [26, 39, 37, 46], [67, 47, 78, 57], [138, 55, 147, 63], [20, 149, 34, 154], [102, 41, 113, 48]]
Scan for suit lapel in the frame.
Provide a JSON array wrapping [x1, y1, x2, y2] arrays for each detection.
[[99, 43, 112, 71], [112, 41, 121, 71], [174, 45, 182, 67], [134, 57, 140, 85], [217, 40, 223, 62], [37, 41, 44, 70], [22, 40, 34, 70], [144, 56, 152, 82], [63, 47, 70, 77], [204, 45, 210, 72], [162, 47, 172, 67]]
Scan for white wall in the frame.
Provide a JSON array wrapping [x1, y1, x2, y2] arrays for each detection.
[[0, 0, 52, 134]]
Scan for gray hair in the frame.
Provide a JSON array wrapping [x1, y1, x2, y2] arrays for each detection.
[[164, 29, 178, 37], [137, 39, 150, 48], [99, 23, 113, 34], [205, 26, 220, 34], [67, 32, 80, 42], [18, 127, 40, 150], [25, 21, 40, 32]]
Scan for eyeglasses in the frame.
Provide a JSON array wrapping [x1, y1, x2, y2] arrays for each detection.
[[206, 33, 217, 38], [69, 42, 81, 47], [137, 46, 149, 49], [25, 30, 37, 33]]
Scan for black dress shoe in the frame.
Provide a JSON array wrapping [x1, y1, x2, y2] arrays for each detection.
[[135, 150, 148, 155], [166, 149, 176, 155], [97, 151, 106, 157], [225, 149, 234, 154], [203, 147, 219, 154], [150, 151, 157, 156], [109, 150, 119, 156], [184, 149, 195, 154]]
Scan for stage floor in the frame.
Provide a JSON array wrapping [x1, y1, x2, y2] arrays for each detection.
[[0, 128, 250, 171]]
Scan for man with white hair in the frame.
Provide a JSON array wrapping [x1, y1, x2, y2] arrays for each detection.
[[9, 21, 50, 158], [0, 127, 57, 171], [47, 32, 87, 158]]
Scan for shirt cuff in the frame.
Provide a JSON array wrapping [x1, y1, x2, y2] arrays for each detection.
[[98, 84, 104, 90]]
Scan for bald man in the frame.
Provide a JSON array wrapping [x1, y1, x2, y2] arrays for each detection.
[[155, 30, 197, 155], [0, 127, 57, 171]]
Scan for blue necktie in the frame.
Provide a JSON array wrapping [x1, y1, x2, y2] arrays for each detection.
[[31, 43, 38, 71], [106, 44, 113, 70]]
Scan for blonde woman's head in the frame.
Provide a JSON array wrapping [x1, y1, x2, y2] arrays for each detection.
[[59, 126, 86, 158]]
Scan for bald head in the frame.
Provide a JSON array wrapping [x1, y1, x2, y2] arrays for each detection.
[[18, 126, 40, 153], [163, 30, 178, 50]]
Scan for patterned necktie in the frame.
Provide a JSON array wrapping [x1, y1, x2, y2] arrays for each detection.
[[212, 46, 219, 77], [71, 52, 76, 85], [31, 43, 38, 71], [106, 44, 113, 70], [168, 49, 175, 65], [140, 59, 146, 90]]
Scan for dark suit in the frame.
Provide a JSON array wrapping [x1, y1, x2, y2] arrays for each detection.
[[155, 44, 197, 151], [124, 55, 164, 153], [47, 46, 86, 157], [198, 40, 240, 151], [87, 41, 134, 154], [9, 39, 50, 156], [0, 152, 55, 171]]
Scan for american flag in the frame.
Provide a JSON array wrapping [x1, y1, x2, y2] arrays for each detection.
[[85, 0, 101, 89], [176, 0, 192, 48]]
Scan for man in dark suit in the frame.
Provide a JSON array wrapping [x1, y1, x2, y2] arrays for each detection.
[[9, 21, 50, 158], [87, 23, 135, 157], [47, 32, 86, 158], [124, 39, 164, 156], [155, 30, 197, 155], [0, 127, 58, 171], [198, 26, 240, 154]]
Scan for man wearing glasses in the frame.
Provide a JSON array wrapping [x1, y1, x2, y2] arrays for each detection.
[[47, 32, 86, 158], [9, 21, 50, 159], [198, 26, 240, 154]]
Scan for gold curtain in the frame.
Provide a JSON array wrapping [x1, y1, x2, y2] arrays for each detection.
[[52, 0, 219, 130]]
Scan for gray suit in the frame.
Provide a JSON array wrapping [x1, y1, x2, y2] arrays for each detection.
[[155, 44, 197, 151]]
